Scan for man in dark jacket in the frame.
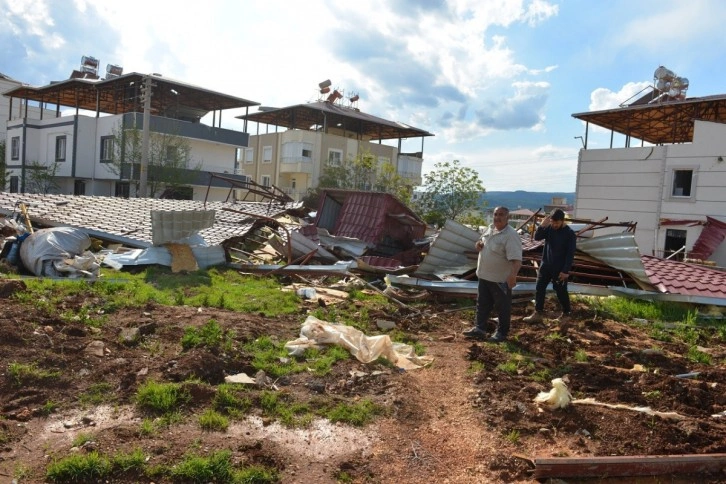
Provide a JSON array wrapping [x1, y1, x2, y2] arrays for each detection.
[[524, 209, 576, 323]]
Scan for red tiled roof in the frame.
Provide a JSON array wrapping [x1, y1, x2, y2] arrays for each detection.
[[690, 216, 726, 260], [641, 255, 726, 298]]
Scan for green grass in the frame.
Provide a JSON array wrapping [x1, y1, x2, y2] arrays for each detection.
[[169, 450, 235, 482], [13, 267, 302, 318], [7, 362, 60, 386], [687, 345, 712, 364], [259, 390, 313, 427], [198, 409, 229, 432], [72, 433, 95, 447], [496, 360, 519, 374], [110, 448, 146, 473], [79, 382, 115, 406], [181, 319, 235, 351], [324, 399, 383, 426], [213, 383, 252, 417], [39, 399, 59, 416], [573, 349, 588, 362], [505, 429, 521, 444], [46, 451, 111, 482], [245, 336, 351, 379], [589, 297, 694, 323], [135, 380, 190, 415]]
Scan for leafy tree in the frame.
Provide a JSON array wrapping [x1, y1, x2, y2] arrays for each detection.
[[302, 151, 412, 209], [106, 122, 200, 198], [26, 160, 61, 194], [415, 160, 485, 226]]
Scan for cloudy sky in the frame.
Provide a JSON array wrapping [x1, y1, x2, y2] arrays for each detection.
[[2, 0, 725, 192]]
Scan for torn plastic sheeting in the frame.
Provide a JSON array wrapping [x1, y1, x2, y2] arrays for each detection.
[[19, 227, 92, 276], [285, 315, 432, 370]]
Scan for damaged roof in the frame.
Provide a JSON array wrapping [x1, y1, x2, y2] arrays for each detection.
[[0, 192, 297, 248], [641, 255, 726, 299], [2, 72, 259, 122], [238, 101, 433, 141], [572, 94, 726, 145]]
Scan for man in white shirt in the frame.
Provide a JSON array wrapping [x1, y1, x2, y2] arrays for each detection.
[[462, 206, 523, 343]]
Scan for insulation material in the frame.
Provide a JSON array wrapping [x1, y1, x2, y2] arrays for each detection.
[[150, 210, 215, 246], [285, 315, 432, 370], [19, 227, 94, 277]]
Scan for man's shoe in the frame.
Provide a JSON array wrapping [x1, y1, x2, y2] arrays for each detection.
[[487, 334, 507, 343], [556, 313, 571, 323], [462, 327, 487, 339], [523, 311, 543, 323]]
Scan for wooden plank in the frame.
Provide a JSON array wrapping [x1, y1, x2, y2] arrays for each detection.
[[533, 454, 726, 479]]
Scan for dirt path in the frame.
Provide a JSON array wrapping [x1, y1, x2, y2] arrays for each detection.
[[367, 331, 522, 483]]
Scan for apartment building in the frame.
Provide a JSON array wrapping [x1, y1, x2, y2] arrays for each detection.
[[2, 70, 257, 200]]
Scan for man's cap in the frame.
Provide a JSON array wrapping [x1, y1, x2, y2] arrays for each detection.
[[551, 209, 565, 221]]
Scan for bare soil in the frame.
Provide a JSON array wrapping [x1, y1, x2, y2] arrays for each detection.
[[0, 278, 725, 483]]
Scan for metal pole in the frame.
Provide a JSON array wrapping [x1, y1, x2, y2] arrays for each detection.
[[139, 75, 152, 197]]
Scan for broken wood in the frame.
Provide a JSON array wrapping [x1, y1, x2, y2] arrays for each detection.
[[533, 453, 726, 479]]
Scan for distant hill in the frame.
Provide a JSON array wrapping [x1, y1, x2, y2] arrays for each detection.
[[480, 191, 575, 211]]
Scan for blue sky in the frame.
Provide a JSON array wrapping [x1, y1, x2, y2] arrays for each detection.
[[2, 0, 726, 192]]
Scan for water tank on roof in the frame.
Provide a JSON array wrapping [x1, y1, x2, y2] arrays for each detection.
[[654, 66, 675, 80]]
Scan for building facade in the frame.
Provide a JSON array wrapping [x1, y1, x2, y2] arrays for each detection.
[[574, 119, 726, 266]]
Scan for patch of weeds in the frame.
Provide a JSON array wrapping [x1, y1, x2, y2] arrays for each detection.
[[169, 449, 235, 482], [496, 359, 519, 374], [588, 297, 691, 323], [674, 311, 702, 345], [687, 345, 712, 365], [531, 369, 552, 383], [181, 319, 235, 352], [259, 390, 313, 427], [7, 362, 60, 386], [13, 464, 31, 480], [505, 429, 521, 444], [545, 332, 567, 342], [642, 390, 662, 400], [139, 418, 156, 436], [46, 451, 111, 481], [72, 433, 95, 448], [573, 349, 588, 362], [135, 380, 190, 416], [467, 361, 485, 375], [304, 346, 350, 376], [198, 409, 229, 432], [110, 447, 146, 473], [336, 470, 354, 483], [213, 383, 252, 417], [140, 339, 162, 356], [0, 429, 10, 445], [648, 322, 673, 342], [39, 399, 59, 416], [245, 336, 306, 378], [79, 382, 115, 406], [324, 399, 383, 426], [233, 464, 279, 483]]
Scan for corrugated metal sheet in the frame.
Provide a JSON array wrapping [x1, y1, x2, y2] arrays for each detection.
[[415, 219, 480, 276], [689, 216, 726, 260], [576, 233, 653, 288]]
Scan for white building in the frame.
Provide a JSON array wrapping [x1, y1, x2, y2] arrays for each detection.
[[2, 71, 258, 201], [573, 93, 726, 267]]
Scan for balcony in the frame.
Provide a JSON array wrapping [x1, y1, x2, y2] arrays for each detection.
[[279, 156, 313, 174], [123, 113, 248, 146]]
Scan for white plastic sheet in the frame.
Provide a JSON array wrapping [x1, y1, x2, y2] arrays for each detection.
[[285, 315, 433, 370], [19, 227, 96, 277]]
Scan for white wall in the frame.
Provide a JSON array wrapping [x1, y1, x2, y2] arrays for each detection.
[[575, 120, 726, 265]]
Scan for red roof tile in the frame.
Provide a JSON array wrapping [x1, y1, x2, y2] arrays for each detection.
[[641, 255, 726, 298]]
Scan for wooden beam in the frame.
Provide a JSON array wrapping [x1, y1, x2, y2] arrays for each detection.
[[533, 454, 726, 479]]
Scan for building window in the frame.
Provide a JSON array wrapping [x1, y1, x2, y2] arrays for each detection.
[[9, 176, 19, 193], [671, 169, 693, 197], [115, 181, 130, 198], [328, 149, 342, 166], [262, 146, 272, 164], [74, 179, 86, 195], [244, 148, 254, 164], [261, 175, 271, 187], [55, 136, 67, 162], [100, 136, 114, 162], [11, 137, 20, 160], [664, 229, 687, 261]]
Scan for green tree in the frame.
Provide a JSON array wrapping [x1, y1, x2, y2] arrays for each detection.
[[415, 160, 485, 226], [26, 160, 61, 194], [302, 151, 412, 209], [106, 122, 200, 198]]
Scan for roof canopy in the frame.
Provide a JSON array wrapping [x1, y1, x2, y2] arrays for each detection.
[[238, 101, 433, 141], [2, 72, 259, 122], [572, 95, 726, 145]]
